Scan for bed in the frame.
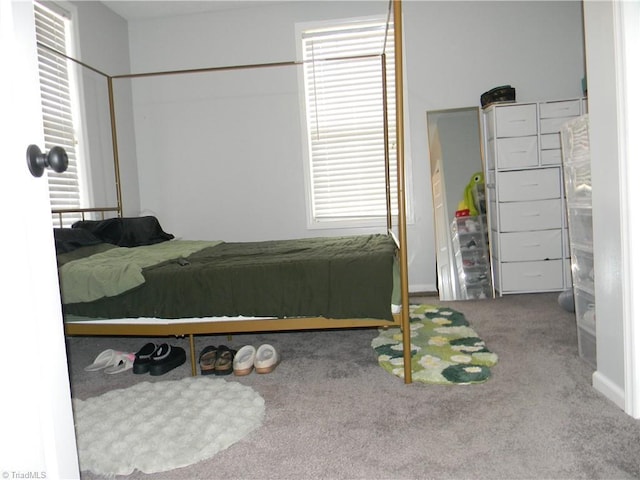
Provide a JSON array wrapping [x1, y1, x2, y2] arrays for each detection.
[[57, 218, 402, 374], [50, 0, 413, 382]]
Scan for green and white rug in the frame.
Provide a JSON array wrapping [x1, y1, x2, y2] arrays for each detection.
[[372, 304, 498, 384]]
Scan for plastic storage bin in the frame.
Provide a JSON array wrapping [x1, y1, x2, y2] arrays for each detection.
[[566, 207, 593, 249], [574, 288, 596, 333], [570, 247, 595, 292], [451, 215, 493, 299], [561, 114, 596, 369]]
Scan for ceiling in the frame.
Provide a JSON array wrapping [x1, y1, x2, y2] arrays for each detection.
[[100, 1, 275, 20]]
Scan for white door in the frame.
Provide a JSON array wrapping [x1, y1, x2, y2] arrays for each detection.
[[0, 1, 80, 477]]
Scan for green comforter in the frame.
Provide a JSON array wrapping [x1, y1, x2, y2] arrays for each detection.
[[59, 240, 221, 303], [62, 234, 397, 321]]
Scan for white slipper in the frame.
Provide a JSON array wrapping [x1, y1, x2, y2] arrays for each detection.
[[104, 352, 136, 374], [233, 345, 256, 376], [254, 344, 279, 374], [84, 349, 118, 372]]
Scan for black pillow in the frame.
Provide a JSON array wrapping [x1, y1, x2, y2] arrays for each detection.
[[54, 228, 103, 255], [72, 216, 174, 247]]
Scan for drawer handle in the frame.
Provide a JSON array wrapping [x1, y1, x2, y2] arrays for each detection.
[[521, 182, 540, 187], [509, 119, 527, 123], [523, 273, 543, 277], [523, 243, 541, 248], [523, 212, 541, 217]]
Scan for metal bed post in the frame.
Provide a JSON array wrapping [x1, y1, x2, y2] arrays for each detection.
[[107, 76, 123, 217], [381, 53, 392, 232], [37, 42, 124, 221], [393, 0, 413, 384], [188, 334, 197, 376]]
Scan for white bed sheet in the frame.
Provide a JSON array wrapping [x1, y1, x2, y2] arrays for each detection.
[[64, 304, 402, 325]]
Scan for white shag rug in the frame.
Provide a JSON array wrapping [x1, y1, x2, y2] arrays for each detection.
[[73, 377, 265, 476]]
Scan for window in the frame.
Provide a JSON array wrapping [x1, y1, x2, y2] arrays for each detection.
[[300, 18, 397, 226], [34, 1, 84, 226]]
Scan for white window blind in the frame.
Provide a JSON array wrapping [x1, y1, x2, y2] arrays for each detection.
[[302, 20, 396, 223], [34, 1, 82, 224]]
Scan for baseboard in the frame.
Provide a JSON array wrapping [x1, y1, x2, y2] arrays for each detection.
[[409, 283, 437, 295], [592, 370, 626, 411]]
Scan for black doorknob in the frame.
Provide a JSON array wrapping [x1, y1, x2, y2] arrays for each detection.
[[26, 144, 69, 178]]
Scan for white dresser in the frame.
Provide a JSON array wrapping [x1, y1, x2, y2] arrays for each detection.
[[482, 98, 586, 295]]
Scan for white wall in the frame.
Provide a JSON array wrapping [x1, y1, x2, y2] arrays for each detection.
[[71, 1, 140, 215], [582, 0, 625, 411], [110, 1, 585, 293], [402, 1, 585, 291], [126, 1, 394, 245]]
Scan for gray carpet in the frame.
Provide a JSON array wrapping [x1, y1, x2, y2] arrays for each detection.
[[66, 293, 640, 479]]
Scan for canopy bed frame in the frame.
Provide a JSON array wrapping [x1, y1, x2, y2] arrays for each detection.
[[49, 0, 413, 382]]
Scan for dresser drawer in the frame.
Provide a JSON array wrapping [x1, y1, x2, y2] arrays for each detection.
[[499, 229, 563, 261], [497, 168, 561, 201], [495, 136, 538, 169], [499, 199, 562, 231], [540, 149, 562, 165], [539, 99, 581, 119], [540, 133, 561, 149], [540, 116, 577, 134], [500, 259, 564, 292], [495, 104, 537, 137]]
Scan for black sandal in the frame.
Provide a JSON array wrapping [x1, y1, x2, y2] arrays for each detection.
[[133, 342, 157, 374], [199, 345, 218, 375], [214, 345, 236, 376], [149, 343, 186, 376]]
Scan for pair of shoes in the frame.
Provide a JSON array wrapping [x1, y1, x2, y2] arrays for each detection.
[[198, 345, 237, 376], [233, 344, 279, 376], [133, 342, 186, 376], [85, 349, 135, 374], [133, 342, 156, 374], [198, 345, 218, 375]]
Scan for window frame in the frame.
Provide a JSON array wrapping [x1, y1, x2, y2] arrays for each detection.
[[34, 0, 91, 226], [296, 15, 411, 230]]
